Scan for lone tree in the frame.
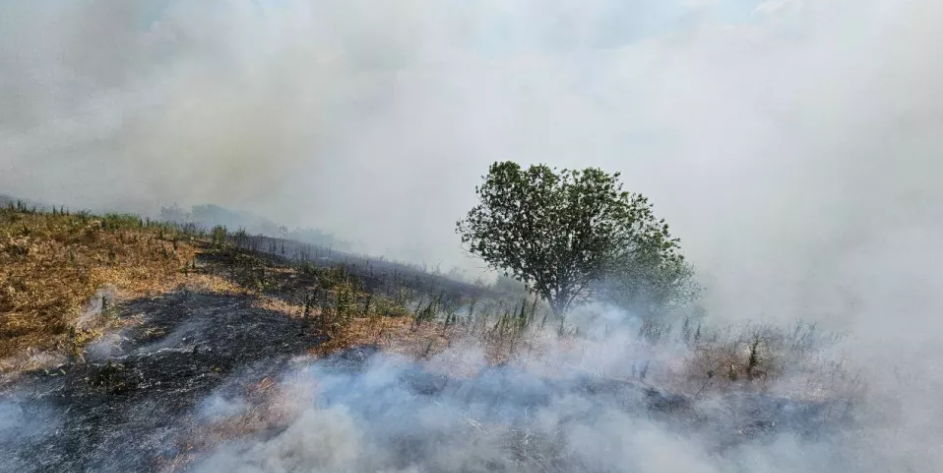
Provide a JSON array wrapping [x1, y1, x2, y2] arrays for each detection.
[[457, 161, 692, 318]]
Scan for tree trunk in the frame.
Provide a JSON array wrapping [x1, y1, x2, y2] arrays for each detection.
[[549, 296, 566, 320]]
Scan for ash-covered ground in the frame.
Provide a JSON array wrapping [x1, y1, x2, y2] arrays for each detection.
[[0, 285, 859, 473], [0, 290, 322, 472]]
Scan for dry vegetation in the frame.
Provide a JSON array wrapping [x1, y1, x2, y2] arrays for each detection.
[[0, 205, 480, 375], [0, 206, 210, 368], [640, 319, 862, 400], [1, 204, 857, 404]]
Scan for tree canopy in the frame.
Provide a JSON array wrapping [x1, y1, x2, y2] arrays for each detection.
[[457, 161, 694, 317]]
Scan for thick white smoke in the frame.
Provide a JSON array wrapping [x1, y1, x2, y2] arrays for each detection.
[[2, 0, 941, 326], [2, 1, 942, 470], [186, 316, 922, 473]]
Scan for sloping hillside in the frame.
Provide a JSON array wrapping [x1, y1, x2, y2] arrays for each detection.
[[0, 207, 858, 472]]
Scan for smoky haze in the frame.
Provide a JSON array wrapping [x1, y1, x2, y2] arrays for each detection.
[[2, 0, 942, 334], [3, 1, 943, 471]]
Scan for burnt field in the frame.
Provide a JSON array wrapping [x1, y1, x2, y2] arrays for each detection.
[[221, 232, 488, 300], [0, 286, 854, 472], [0, 218, 861, 472], [1, 290, 321, 472]]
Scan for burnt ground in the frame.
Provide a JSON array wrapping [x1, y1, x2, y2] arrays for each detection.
[[0, 286, 854, 472], [225, 234, 488, 301], [300, 346, 851, 458], [0, 290, 324, 473]]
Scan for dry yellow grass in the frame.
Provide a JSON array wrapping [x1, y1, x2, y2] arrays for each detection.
[[0, 207, 530, 379], [0, 209, 206, 368], [0, 207, 441, 373], [308, 315, 449, 358]]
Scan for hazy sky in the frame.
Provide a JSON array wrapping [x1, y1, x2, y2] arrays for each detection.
[[2, 0, 941, 332]]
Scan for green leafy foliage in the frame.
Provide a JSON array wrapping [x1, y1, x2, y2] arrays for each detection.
[[457, 161, 693, 317]]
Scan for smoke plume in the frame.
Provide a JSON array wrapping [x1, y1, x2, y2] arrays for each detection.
[[2, 0, 941, 324]]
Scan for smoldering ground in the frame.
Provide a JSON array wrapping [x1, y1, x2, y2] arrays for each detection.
[[0, 261, 935, 472], [186, 315, 877, 473], [0, 282, 906, 473]]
